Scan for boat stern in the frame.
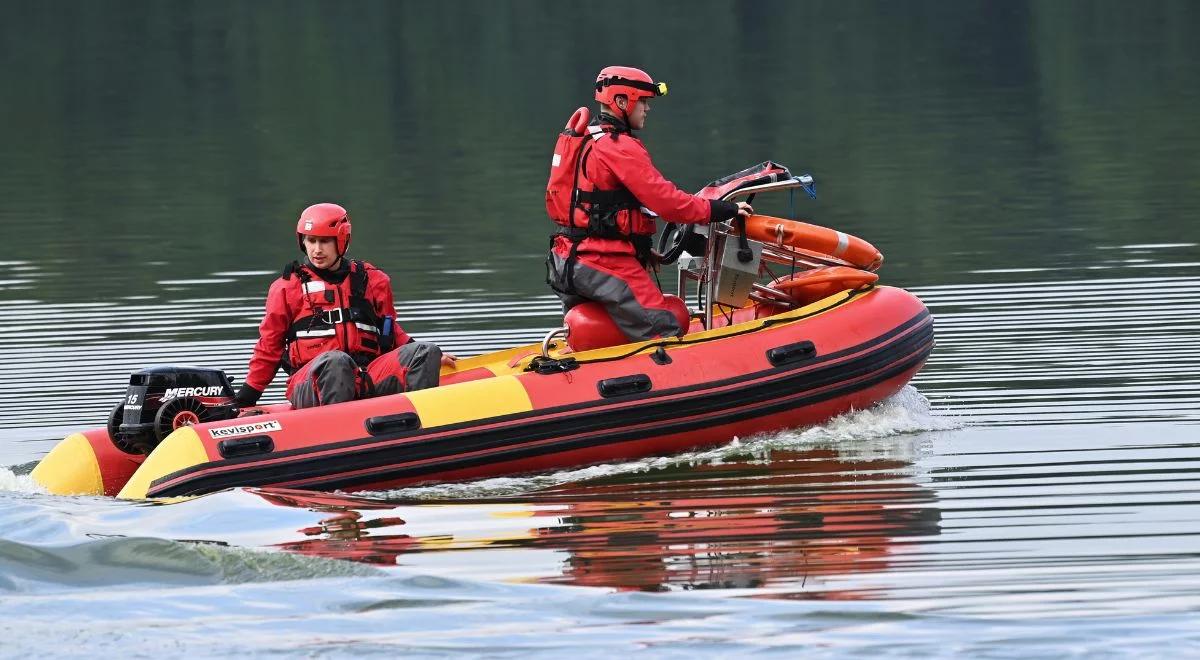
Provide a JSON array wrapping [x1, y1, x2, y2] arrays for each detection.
[[31, 433, 104, 496], [117, 427, 211, 499], [31, 428, 146, 497]]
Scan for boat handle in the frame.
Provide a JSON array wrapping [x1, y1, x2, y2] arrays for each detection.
[[365, 412, 422, 436], [541, 326, 570, 358], [766, 341, 817, 366], [217, 435, 274, 459], [598, 374, 652, 398]]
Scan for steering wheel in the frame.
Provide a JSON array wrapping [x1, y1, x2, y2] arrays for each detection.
[[656, 222, 706, 266]]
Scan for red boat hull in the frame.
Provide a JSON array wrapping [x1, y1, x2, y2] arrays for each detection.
[[129, 286, 932, 497]]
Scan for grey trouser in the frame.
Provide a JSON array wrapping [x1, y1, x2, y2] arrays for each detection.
[[548, 250, 684, 341], [287, 341, 442, 409]]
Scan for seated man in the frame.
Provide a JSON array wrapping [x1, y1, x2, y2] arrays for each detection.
[[546, 65, 753, 341], [234, 203, 454, 410]]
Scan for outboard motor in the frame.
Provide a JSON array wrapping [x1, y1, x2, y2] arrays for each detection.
[[107, 366, 237, 455]]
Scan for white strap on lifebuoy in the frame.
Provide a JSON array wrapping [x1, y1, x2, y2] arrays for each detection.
[[833, 231, 849, 257]]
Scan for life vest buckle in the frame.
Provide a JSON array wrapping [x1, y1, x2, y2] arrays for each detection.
[[320, 308, 344, 325]]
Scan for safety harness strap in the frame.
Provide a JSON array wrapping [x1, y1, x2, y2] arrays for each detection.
[[281, 260, 383, 371], [348, 260, 369, 314], [576, 188, 639, 207]]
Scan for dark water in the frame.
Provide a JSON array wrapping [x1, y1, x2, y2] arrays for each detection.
[[2, 1, 1200, 656]]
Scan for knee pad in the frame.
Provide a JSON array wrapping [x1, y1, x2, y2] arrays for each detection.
[[400, 341, 439, 364], [373, 375, 401, 396], [312, 350, 356, 372], [329, 351, 357, 370]]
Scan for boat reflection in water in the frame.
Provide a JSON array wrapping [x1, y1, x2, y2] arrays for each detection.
[[255, 490, 424, 565], [254, 446, 941, 596]]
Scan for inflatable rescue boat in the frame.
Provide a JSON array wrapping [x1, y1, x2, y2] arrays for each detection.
[[32, 163, 934, 499]]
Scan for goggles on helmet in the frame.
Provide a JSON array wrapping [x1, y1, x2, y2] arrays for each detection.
[[596, 77, 668, 99]]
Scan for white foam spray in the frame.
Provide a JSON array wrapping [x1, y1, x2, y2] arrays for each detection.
[[0, 467, 46, 495]]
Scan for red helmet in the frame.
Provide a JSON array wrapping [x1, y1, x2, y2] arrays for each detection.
[[296, 203, 351, 256], [594, 66, 668, 109]]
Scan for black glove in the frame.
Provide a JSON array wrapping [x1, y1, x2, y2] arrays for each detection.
[[234, 384, 263, 408], [709, 199, 741, 222]]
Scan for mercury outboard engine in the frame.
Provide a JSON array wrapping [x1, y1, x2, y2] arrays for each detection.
[[107, 366, 238, 455]]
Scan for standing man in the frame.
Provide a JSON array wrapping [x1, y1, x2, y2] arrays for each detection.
[[234, 203, 455, 410], [546, 65, 753, 341]]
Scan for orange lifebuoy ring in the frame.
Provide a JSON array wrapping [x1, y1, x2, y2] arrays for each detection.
[[769, 266, 878, 294], [744, 215, 883, 271], [752, 266, 879, 316]]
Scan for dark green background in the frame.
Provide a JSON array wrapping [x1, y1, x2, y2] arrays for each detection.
[[2, 0, 1197, 303]]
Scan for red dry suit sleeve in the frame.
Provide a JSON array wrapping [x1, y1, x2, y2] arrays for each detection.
[[596, 137, 714, 224], [366, 266, 411, 346], [244, 278, 292, 392]]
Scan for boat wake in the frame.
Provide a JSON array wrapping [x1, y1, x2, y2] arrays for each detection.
[[741, 384, 960, 459], [366, 385, 958, 500], [0, 465, 43, 495], [0, 535, 381, 593]]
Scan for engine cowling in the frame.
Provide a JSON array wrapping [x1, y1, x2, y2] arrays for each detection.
[[108, 366, 237, 454]]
